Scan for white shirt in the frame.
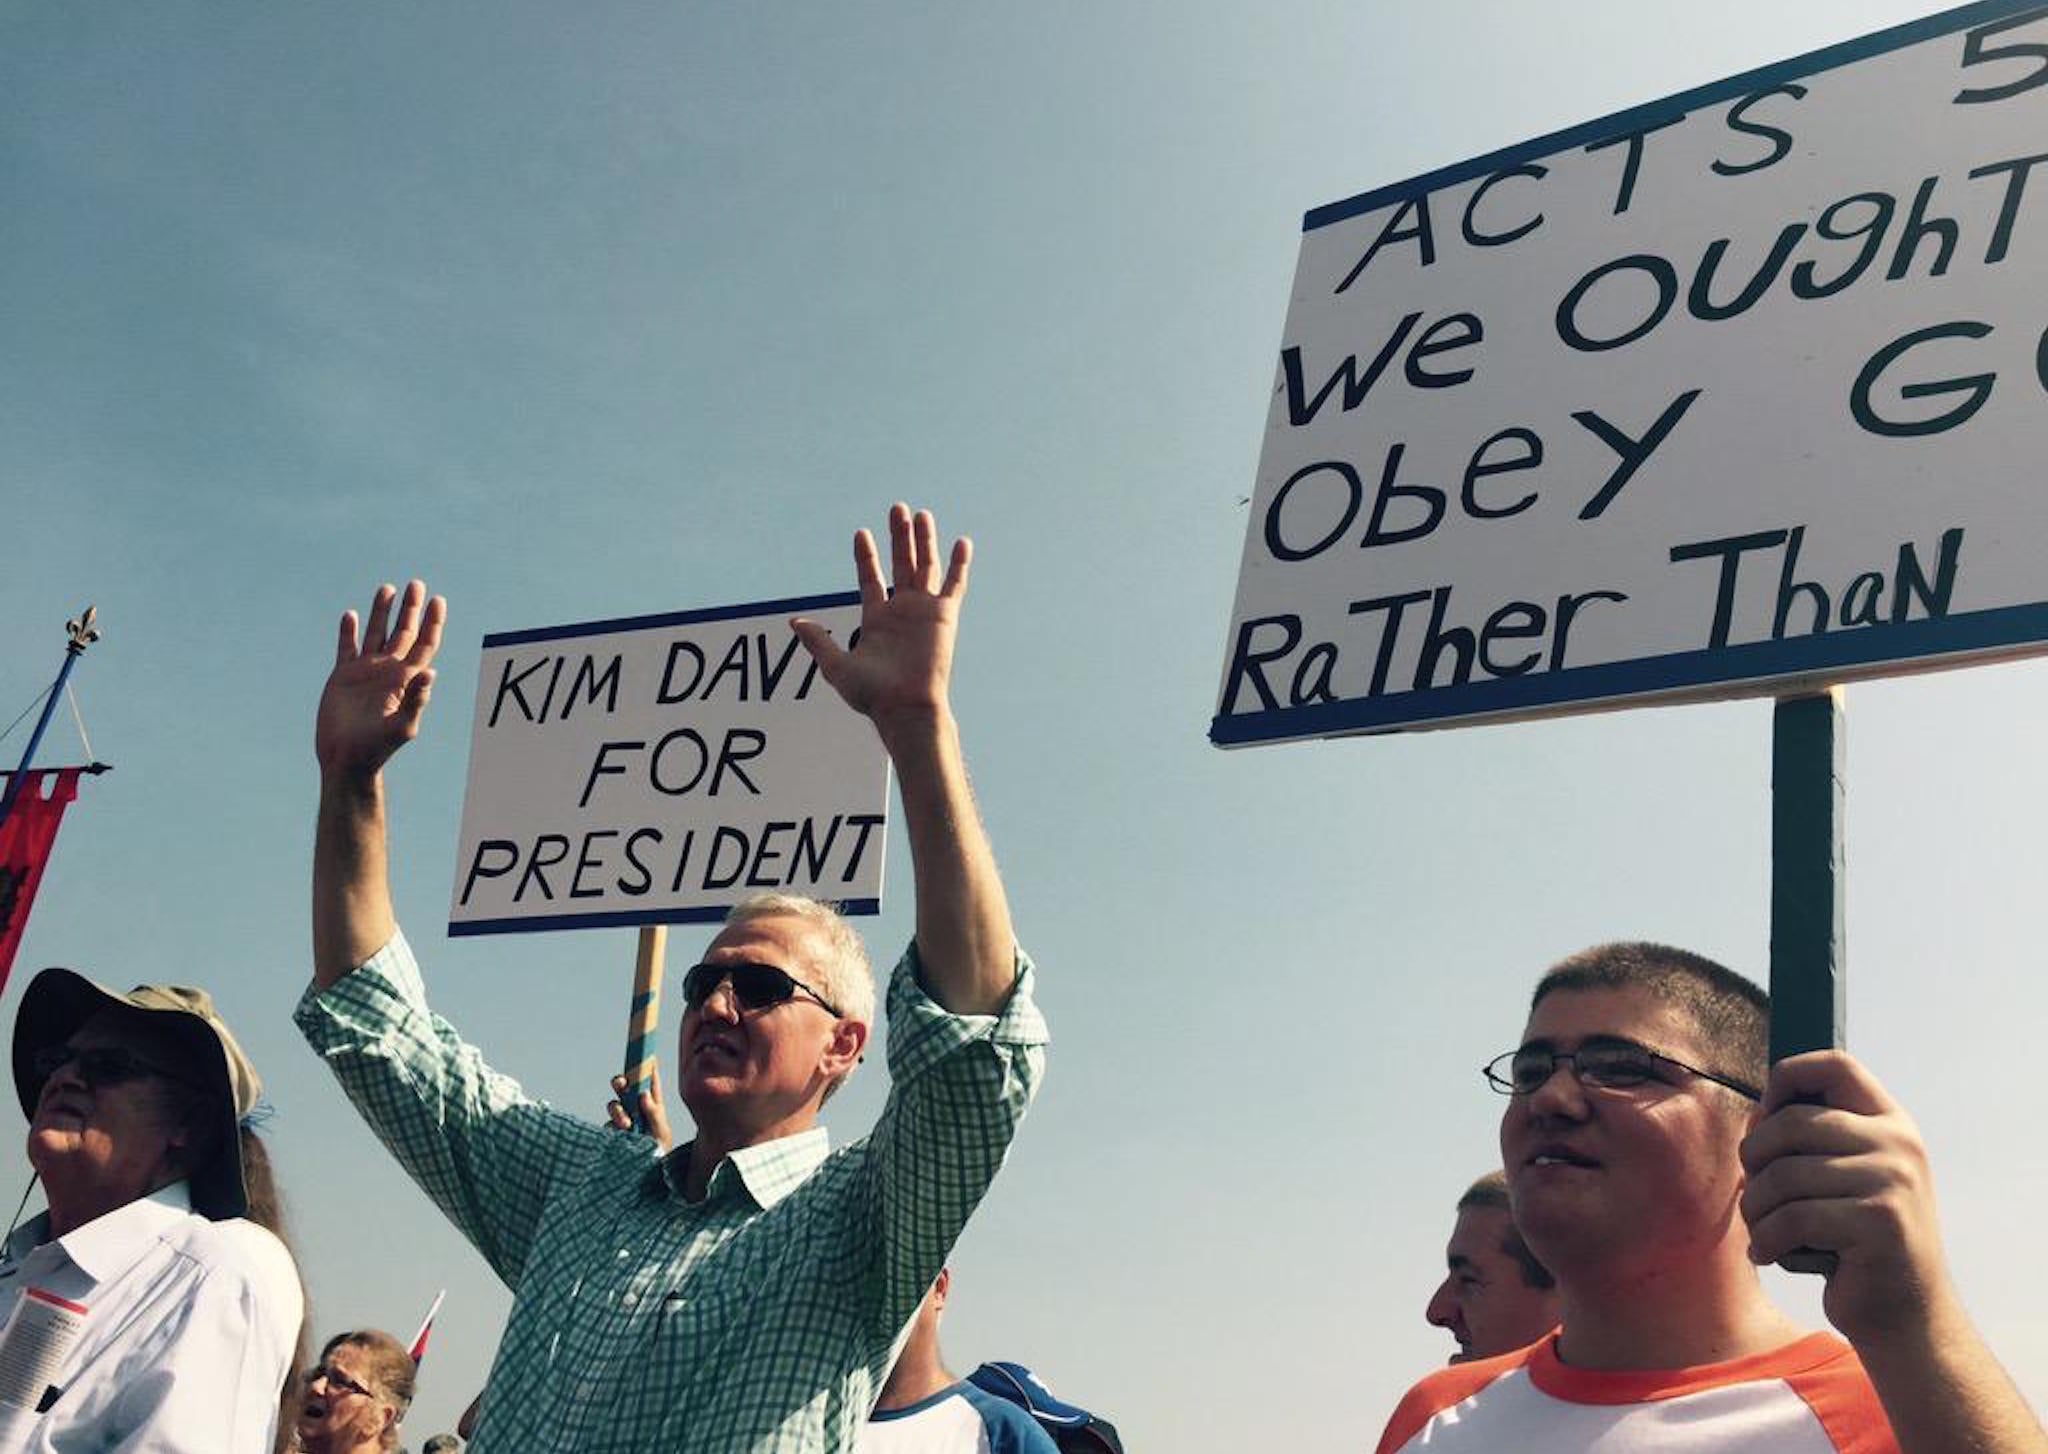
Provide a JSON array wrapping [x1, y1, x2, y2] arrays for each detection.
[[0, 1182, 302, 1452]]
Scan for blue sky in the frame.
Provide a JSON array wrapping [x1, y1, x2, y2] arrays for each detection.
[[4, 3, 2044, 1446]]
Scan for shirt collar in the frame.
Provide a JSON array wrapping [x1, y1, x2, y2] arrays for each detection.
[[11, 1182, 194, 1284], [661, 1127, 831, 1210]]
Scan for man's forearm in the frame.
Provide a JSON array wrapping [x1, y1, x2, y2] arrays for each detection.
[[878, 706, 1015, 1016], [313, 769, 398, 987], [1858, 1301, 2048, 1454]]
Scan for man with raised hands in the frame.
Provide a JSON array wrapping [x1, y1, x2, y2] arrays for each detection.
[[1374, 941, 2045, 1454], [298, 505, 1046, 1453]]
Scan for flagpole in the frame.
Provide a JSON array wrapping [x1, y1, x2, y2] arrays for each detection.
[[0, 608, 100, 830]]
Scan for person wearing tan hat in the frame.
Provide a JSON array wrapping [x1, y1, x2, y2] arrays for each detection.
[[0, 969, 305, 1450]]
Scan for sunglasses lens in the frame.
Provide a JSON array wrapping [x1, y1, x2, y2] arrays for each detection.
[[729, 965, 795, 1010], [683, 964, 797, 1011]]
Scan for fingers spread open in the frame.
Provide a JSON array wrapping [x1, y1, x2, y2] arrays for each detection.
[[911, 509, 940, 592], [397, 670, 436, 737], [852, 530, 887, 608], [362, 583, 397, 656], [335, 611, 361, 666], [408, 595, 448, 669], [941, 536, 972, 599], [386, 580, 426, 659], [888, 501, 916, 588], [790, 618, 851, 689]]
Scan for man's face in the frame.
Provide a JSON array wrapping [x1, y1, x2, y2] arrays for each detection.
[[25, 1012, 191, 1202], [1424, 1206, 1559, 1362], [1499, 986, 1754, 1280], [677, 915, 861, 1127], [296, 1343, 394, 1453]]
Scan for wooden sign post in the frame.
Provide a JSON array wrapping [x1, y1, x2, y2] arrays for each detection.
[[624, 924, 668, 1134]]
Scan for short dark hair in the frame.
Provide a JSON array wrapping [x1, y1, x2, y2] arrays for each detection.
[[1532, 941, 1767, 1092], [1455, 1171, 1554, 1291]]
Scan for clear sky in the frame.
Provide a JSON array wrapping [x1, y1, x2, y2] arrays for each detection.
[[4, 3, 2044, 1448]]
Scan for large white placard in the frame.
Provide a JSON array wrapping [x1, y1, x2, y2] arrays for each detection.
[[449, 592, 887, 935], [1215, 1, 2048, 747]]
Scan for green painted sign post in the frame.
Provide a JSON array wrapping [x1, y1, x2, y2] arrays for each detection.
[[1769, 687, 1846, 1276]]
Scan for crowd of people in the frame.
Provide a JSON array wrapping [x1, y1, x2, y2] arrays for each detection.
[[0, 507, 2042, 1451]]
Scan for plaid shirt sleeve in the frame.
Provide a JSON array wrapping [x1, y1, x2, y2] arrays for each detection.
[[857, 942, 1048, 1332], [293, 929, 604, 1287]]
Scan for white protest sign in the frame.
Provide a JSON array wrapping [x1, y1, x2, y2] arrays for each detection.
[[1215, 2, 2048, 747], [449, 592, 887, 935]]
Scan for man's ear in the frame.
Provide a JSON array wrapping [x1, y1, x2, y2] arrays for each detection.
[[821, 1018, 869, 1079]]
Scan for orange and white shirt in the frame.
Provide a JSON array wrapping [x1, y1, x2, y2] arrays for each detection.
[[1375, 1331, 1897, 1454]]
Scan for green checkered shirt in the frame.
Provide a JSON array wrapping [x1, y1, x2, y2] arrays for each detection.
[[295, 929, 1046, 1453]]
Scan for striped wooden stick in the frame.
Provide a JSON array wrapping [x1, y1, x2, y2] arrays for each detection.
[[622, 924, 667, 1134]]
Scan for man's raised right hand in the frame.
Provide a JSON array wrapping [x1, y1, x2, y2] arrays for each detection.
[[316, 580, 446, 777]]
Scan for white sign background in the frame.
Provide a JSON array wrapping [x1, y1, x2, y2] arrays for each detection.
[[448, 592, 887, 935], [1215, 1, 2048, 747]]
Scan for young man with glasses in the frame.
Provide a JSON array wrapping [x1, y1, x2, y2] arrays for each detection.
[[1375, 941, 2046, 1454], [299, 506, 1046, 1452]]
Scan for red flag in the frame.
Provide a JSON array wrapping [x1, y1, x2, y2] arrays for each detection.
[[409, 1289, 446, 1363], [0, 769, 82, 994]]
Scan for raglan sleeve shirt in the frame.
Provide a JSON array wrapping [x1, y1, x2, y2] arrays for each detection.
[[1373, 1331, 1899, 1454]]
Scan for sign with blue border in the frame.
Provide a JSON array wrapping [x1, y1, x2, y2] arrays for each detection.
[[448, 592, 888, 936], [1215, 1, 2048, 746]]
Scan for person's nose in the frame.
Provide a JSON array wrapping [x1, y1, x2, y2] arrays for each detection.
[[699, 974, 743, 1024], [1425, 1276, 1460, 1330], [39, 1054, 88, 1101], [1522, 1055, 1591, 1119]]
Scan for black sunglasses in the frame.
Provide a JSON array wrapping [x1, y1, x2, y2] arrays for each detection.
[[681, 961, 843, 1018], [30, 1044, 195, 1091]]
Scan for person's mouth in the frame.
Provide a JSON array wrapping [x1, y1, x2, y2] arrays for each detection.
[[1525, 1142, 1600, 1169], [31, 1099, 88, 1130], [691, 1034, 742, 1066]]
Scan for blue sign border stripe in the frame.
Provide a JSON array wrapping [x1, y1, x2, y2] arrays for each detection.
[[449, 898, 883, 937], [1210, 603, 2048, 746], [481, 590, 862, 648], [1303, 0, 2046, 233]]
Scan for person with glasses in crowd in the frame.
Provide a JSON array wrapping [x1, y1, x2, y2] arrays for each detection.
[[1, 973, 304, 1450], [1374, 941, 2047, 1454], [299, 505, 1046, 1452], [1423, 1170, 1558, 1364], [295, 1329, 415, 1454]]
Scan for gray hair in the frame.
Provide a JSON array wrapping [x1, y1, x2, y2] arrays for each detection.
[[724, 893, 876, 1031]]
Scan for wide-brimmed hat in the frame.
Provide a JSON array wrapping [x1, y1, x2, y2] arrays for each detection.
[[12, 969, 261, 1220]]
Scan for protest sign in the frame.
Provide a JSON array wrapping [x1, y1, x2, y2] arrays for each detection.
[[449, 592, 887, 935], [1215, 1, 2048, 747]]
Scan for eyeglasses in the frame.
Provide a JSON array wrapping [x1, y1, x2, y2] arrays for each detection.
[[303, 1364, 377, 1400], [681, 961, 843, 1019], [1483, 1036, 1761, 1102], [30, 1044, 196, 1091]]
